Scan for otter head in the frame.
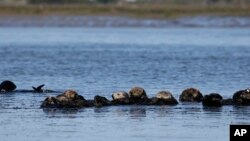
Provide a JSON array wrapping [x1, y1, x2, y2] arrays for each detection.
[[129, 87, 148, 99], [156, 91, 173, 100], [40, 96, 59, 108], [0, 80, 16, 92], [179, 88, 203, 102], [112, 91, 129, 100], [63, 90, 78, 100]]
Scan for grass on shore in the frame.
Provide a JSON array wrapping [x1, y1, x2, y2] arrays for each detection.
[[0, 4, 250, 18]]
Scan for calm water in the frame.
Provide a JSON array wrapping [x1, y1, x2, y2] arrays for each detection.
[[0, 27, 250, 141]]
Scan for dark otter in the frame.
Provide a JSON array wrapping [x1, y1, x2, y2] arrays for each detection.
[[202, 93, 223, 107], [233, 88, 250, 105], [31, 84, 59, 93], [16, 84, 59, 93], [129, 86, 149, 104], [0, 80, 16, 92], [32, 84, 45, 92], [179, 88, 203, 102], [0, 81, 58, 93], [94, 95, 111, 107]]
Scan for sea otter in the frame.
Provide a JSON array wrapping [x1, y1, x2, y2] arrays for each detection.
[[94, 95, 111, 107], [0, 80, 16, 92], [0, 80, 58, 93], [202, 93, 223, 107], [150, 91, 178, 105], [233, 88, 250, 105], [41, 90, 90, 108], [179, 88, 203, 102], [111, 91, 130, 105], [129, 86, 150, 104]]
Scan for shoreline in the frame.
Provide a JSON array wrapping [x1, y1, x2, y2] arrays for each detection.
[[0, 4, 250, 27], [0, 4, 250, 18], [0, 15, 250, 27]]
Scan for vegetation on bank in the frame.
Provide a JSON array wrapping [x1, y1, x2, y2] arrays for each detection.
[[0, 0, 249, 5], [0, 2, 249, 18]]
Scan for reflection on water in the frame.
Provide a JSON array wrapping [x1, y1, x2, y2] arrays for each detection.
[[40, 104, 250, 120], [1, 97, 250, 141], [43, 108, 80, 118], [231, 106, 250, 120], [39, 105, 250, 141], [129, 107, 146, 118], [203, 107, 223, 113]]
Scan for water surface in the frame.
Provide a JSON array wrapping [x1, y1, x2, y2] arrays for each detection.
[[0, 27, 250, 141]]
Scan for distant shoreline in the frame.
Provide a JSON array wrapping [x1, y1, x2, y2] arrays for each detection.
[[1, 4, 250, 28], [0, 15, 249, 27], [0, 4, 250, 18]]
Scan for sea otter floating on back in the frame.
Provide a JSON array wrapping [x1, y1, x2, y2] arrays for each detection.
[[2, 80, 250, 107], [0, 80, 59, 93]]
